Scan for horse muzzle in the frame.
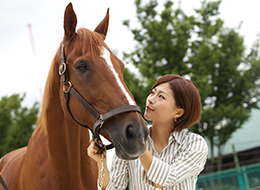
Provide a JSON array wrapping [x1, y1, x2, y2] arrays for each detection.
[[102, 112, 148, 160]]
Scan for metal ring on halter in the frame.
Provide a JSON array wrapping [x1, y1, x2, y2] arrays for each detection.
[[63, 81, 72, 93], [94, 138, 106, 152], [93, 123, 107, 151], [93, 119, 106, 151], [59, 62, 67, 75], [99, 120, 105, 129]]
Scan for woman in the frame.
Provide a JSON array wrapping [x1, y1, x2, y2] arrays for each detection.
[[87, 74, 208, 190]]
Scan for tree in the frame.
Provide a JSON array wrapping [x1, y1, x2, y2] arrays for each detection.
[[0, 94, 40, 157], [123, 0, 260, 172], [123, 0, 195, 111], [189, 1, 260, 171]]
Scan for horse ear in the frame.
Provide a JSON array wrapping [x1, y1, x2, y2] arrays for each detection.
[[64, 3, 77, 42], [94, 8, 109, 40]]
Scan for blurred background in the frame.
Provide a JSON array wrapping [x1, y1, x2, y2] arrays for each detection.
[[0, 0, 260, 189]]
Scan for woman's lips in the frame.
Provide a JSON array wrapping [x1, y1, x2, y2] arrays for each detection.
[[146, 105, 154, 111]]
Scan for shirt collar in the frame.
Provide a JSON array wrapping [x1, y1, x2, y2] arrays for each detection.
[[148, 127, 188, 145], [171, 129, 188, 144]]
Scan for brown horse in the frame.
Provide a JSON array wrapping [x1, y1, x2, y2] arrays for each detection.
[[0, 3, 148, 190]]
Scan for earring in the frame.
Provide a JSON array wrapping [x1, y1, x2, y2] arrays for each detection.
[[175, 118, 177, 123]]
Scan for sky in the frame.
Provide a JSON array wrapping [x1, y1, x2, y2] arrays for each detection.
[[1, 0, 260, 169], [1, 0, 260, 107]]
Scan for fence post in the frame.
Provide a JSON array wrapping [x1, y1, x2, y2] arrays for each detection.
[[241, 166, 250, 189], [232, 144, 245, 190], [238, 173, 246, 190]]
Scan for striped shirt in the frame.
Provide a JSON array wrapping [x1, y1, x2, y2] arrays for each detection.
[[102, 128, 208, 190]]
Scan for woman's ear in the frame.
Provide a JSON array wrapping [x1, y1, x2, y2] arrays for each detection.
[[175, 108, 185, 119]]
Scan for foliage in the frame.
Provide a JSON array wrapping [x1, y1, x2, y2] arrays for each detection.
[[123, 0, 260, 171], [123, 0, 195, 111], [189, 1, 260, 170], [0, 94, 39, 157]]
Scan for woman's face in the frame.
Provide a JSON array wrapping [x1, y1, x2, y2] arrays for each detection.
[[144, 83, 180, 123]]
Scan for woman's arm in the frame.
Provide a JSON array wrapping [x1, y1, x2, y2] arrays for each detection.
[[139, 149, 164, 189], [139, 134, 208, 188]]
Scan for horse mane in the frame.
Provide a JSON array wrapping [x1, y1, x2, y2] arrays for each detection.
[[35, 28, 105, 135], [35, 47, 61, 135]]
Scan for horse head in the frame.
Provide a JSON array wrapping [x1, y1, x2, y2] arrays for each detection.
[[60, 3, 148, 160]]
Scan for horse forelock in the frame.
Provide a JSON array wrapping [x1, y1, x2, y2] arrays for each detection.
[[74, 28, 104, 56]]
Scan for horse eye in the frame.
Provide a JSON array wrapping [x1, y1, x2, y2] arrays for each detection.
[[75, 61, 89, 73]]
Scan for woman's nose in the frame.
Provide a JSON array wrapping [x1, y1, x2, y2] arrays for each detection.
[[147, 96, 154, 104]]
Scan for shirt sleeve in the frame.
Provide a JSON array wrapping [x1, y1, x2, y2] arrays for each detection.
[[102, 154, 129, 190], [143, 134, 208, 187]]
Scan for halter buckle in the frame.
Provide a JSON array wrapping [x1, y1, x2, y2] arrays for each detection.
[[59, 62, 67, 76], [63, 81, 72, 93], [99, 114, 105, 129]]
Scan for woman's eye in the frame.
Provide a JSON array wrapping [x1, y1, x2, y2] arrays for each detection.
[[75, 61, 89, 73], [150, 90, 155, 95], [159, 95, 165, 99]]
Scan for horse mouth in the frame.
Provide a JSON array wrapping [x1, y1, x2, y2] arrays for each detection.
[[111, 138, 144, 160]]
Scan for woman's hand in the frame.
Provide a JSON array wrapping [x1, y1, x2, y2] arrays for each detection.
[[87, 141, 110, 189], [87, 140, 103, 163]]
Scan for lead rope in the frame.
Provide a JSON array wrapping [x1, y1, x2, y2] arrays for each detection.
[[100, 149, 106, 190]]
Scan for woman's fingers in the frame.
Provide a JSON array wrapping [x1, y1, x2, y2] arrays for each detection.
[[87, 140, 103, 162], [87, 141, 97, 154]]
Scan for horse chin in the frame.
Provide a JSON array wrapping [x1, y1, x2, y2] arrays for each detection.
[[115, 151, 139, 160], [112, 139, 146, 160]]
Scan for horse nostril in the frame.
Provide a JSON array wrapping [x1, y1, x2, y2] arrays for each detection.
[[126, 124, 136, 142]]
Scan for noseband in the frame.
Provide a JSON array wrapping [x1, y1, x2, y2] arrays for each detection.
[[59, 44, 142, 151]]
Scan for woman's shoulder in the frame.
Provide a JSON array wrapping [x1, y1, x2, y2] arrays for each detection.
[[181, 130, 208, 151], [175, 129, 204, 140], [186, 130, 205, 140]]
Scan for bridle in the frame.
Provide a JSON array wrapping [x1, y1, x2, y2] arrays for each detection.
[[59, 44, 142, 151]]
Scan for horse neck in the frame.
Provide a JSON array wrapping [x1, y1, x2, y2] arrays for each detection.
[[36, 56, 96, 182], [46, 103, 89, 163]]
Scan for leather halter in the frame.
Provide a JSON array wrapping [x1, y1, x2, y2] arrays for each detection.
[[59, 44, 142, 151]]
